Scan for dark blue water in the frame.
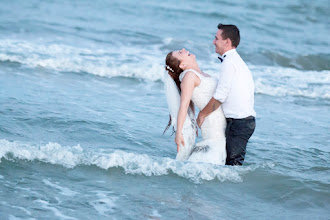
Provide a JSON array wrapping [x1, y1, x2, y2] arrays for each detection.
[[0, 0, 329, 219]]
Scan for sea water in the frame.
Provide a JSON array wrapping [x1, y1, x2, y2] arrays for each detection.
[[0, 0, 329, 219]]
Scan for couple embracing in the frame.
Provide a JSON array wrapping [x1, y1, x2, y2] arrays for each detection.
[[164, 24, 256, 166]]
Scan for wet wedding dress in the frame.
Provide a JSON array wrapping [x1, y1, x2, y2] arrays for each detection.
[[164, 69, 226, 165], [179, 69, 227, 165]]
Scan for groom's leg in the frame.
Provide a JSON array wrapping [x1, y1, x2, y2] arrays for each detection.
[[225, 117, 256, 166]]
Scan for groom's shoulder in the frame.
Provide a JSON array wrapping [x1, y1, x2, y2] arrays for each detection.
[[220, 53, 249, 74], [228, 50, 243, 61], [228, 51, 248, 67], [219, 59, 236, 76], [222, 57, 236, 69]]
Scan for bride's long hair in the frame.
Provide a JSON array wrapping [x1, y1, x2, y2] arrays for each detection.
[[163, 52, 194, 135], [165, 52, 184, 92]]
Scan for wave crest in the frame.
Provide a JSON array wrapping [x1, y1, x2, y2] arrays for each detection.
[[0, 39, 164, 81], [1, 39, 328, 99], [0, 139, 273, 183]]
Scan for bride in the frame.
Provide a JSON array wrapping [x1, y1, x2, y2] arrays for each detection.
[[164, 48, 227, 165]]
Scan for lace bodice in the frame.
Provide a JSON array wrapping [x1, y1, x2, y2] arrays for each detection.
[[180, 69, 226, 140]]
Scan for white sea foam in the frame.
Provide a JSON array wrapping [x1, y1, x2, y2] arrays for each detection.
[[34, 199, 76, 220], [89, 191, 117, 215], [250, 65, 330, 99], [0, 140, 84, 168], [204, 60, 330, 99], [1, 39, 329, 99], [151, 210, 162, 218], [0, 139, 274, 183], [0, 39, 164, 81], [11, 206, 32, 216], [42, 179, 79, 196]]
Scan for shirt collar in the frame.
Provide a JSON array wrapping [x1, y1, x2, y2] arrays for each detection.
[[222, 48, 236, 58]]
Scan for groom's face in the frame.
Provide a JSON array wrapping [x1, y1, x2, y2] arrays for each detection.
[[213, 30, 226, 55]]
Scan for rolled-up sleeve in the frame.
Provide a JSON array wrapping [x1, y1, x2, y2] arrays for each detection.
[[213, 60, 235, 103]]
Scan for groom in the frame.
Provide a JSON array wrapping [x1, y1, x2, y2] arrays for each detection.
[[197, 24, 256, 166]]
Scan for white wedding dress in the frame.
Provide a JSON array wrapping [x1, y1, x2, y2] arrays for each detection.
[[179, 69, 227, 165]]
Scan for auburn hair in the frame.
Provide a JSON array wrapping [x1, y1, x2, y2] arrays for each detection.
[[163, 51, 194, 135]]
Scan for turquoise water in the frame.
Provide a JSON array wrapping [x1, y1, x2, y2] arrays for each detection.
[[0, 0, 329, 219]]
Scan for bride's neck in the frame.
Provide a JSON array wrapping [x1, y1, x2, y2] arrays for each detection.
[[184, 64, 202, 73]]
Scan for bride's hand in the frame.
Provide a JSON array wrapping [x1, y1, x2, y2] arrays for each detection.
[[175, 133, 185, 152]]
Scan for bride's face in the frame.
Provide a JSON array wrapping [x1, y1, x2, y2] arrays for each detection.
[[172, 48, 196, 68]]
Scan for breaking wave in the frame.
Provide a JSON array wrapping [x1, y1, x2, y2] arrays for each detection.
[[0, 139, 274, 183], [0, 39, 329, 99]]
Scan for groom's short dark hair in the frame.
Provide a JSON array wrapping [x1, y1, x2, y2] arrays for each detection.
[[217, 24, 240, 48]]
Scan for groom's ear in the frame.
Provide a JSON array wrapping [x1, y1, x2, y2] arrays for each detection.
[[226, 38, 232, 47]]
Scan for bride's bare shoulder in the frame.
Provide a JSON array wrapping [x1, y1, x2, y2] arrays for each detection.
[[181, 70, 201, 87]]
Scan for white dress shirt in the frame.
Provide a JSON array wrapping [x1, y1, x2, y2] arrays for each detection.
[[213, 49, 256, 119]]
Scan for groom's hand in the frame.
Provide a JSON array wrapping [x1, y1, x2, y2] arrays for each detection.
[[197, 113, 205, 128]]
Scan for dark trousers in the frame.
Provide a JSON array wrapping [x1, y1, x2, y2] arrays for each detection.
[[225, 116, 256, 166]]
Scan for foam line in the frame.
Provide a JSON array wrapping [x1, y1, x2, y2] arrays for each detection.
[[0, 139, 274, 183]]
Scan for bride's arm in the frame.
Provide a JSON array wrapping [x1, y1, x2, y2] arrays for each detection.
[[175, 72, 199, 150]]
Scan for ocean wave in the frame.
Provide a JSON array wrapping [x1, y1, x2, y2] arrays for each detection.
[[259, 51, 330, 71], [0, 39, 329, 99], [250, 65, 330, 99], [0, 139, 274, 183], [0, 39, 165, 81], [204, 61, 330, 99]]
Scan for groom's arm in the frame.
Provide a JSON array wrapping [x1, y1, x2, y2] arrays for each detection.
[[197, 60, 235, 127], [197, 98, 221, 127]]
